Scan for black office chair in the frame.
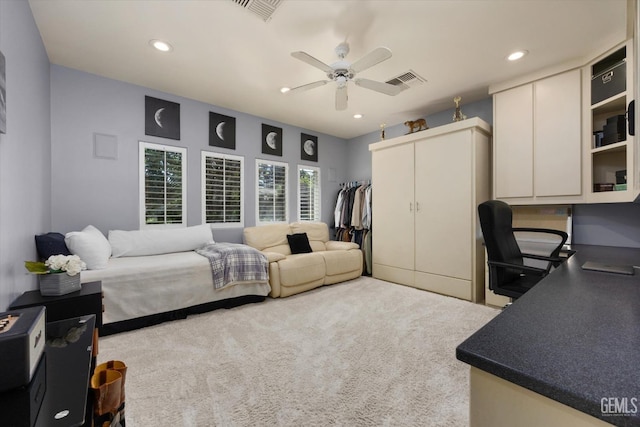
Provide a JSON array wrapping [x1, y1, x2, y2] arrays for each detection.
[[478, 200, 568, 300]]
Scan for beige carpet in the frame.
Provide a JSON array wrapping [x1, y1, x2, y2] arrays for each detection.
[[98, 276, 498, 427]]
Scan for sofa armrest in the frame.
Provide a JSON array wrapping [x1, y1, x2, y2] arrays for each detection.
[[325, 241, 360, 251], [262, 251, 286, 262]]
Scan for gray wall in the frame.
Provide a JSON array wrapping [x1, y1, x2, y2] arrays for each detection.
[[573, 203, 640, 248], [0, 1, 52, 310], [345, 97, 493, 182], [50, 66, 350, 243]]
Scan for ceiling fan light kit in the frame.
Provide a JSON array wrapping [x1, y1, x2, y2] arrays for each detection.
[[287, 42, 403, 111]]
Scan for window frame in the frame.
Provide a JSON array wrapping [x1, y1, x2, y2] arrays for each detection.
[[201, 150, 245, 228], [255, 158, 289, 225], [297, 164, 321, 222], [139, 141, 187, 229]]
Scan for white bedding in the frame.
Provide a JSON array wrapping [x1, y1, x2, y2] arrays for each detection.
[[81, 251, 271, 324]]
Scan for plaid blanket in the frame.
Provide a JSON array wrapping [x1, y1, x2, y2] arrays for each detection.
[[196, 243, 268, 290]]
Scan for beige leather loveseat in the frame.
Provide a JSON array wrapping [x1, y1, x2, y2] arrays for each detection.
[[243, 222, 362, 297]]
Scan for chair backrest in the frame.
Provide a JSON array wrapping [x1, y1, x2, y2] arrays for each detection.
[[478, 200, 524, 287]]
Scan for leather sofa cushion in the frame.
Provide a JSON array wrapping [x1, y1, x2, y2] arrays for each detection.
[[290, 222, 330, 243], [278, 253, 325, 287], [243, 223, 291, 253], [319, 250, 362, 276]]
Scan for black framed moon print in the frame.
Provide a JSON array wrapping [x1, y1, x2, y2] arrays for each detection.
[[301, 133, 318, 162], [209, 112, 236, 149], [262, 124, 282, 156], [145, 96, 180, 140]]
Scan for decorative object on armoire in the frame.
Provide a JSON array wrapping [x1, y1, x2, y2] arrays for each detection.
[[145, 96, 180, 140], [286, 42, 402, 111], [25, 255, 86, 296], [301, 133, 318, 162], [452, 96, 466, 122], [380, 123, 386, 140], [209, 112, 236, 149], [404, 118, 428, 134], [262, 124, 282, 156], [0, 50, 6, 134]]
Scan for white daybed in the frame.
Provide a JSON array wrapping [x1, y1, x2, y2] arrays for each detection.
[[62, 224, 270, 334]]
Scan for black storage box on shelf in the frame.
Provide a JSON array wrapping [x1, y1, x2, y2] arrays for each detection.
[[601, 114, 626, 146], [616, 169, 627, 184], [591, 47, 626, 105], [594, 183, 615, 192]]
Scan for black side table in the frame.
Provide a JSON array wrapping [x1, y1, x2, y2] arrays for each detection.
[[0, 315, 96, 427], [10, 281, 103, 333]]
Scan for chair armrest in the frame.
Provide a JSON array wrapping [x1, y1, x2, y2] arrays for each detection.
[[262, 251, 286, 262], [325, 241, 360, 251], [487, 260, 548, 276], [512, 227, 568, 240], [513, 227, 568, 261], [521, 253, 565, 264]]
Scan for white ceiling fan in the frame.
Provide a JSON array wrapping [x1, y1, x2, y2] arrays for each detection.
[[286, 42, 403, 110]]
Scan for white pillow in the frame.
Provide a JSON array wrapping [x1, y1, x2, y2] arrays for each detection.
[[108, 224, 214, 258], [65, 225, 111, 270]]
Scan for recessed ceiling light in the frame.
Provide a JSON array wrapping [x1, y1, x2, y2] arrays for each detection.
[[150, 39, 173, 52], [280, 87, 290, 94], [353, 114, 363, 119], [507, 50, 528, 61]]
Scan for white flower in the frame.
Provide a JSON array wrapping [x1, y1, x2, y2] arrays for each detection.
[[45, 254, 86, 276], [45, 255, 68, 271]]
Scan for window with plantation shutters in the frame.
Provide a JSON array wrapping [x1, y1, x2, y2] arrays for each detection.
[[139, 142, 187, 228], [202, 152, 244, 227], [256, 159, 288, 224], [298, 165, 321, 222]]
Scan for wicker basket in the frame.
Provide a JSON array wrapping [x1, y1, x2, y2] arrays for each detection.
[[39, 272, 81, 296]]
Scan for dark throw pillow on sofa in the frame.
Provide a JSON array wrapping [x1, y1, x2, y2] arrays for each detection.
[[287, 233, 313, 254], [35, 232, 72, 260]]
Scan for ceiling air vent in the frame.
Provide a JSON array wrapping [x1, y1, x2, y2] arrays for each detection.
[[385, 70, 426, 90], [232, 0, 283, 22]]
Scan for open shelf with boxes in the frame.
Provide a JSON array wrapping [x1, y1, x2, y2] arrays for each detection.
[[586, 41, 635, 202]]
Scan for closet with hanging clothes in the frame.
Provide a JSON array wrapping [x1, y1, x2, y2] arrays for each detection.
[[333, 181, 372, 275]]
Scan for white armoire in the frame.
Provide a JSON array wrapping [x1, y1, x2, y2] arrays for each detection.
[[369, 118, 491, 302]]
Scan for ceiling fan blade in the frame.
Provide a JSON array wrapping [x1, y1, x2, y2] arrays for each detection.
[[291, 51, 333, 74], [335, 86, 348, 110], [354, 78, 403, 96], [350, 47, 392, 73], [286, 80, 328, 94]]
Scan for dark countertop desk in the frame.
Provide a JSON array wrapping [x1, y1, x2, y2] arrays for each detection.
[[457, 244, 640, 427]]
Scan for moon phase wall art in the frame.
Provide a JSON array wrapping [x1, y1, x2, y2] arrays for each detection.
[[261, 124, 282, 156], [145, 96, 180, 140], [301, 133, 318, 162], [209, 112, 236, 149]]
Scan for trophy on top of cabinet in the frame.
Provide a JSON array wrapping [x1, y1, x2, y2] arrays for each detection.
[[453, 96, 467, 122]]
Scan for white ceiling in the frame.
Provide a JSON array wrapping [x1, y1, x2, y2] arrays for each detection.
[[28, 0, 629, 139]]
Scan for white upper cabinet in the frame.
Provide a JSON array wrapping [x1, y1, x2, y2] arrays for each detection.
[[492, 68, 583, 204], [534, 69, 583, 197], [494, 84, 534, 199]]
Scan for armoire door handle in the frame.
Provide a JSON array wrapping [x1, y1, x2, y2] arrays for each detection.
[[409, 202, 413, 212], [416, 202, 421, 212]]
